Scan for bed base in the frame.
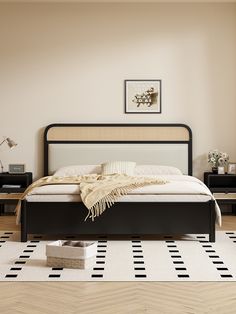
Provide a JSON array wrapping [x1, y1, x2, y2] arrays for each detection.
[[21, 200, 216, 242]]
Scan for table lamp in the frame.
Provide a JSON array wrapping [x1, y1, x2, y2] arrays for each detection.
[[0, 137, 17, 172]]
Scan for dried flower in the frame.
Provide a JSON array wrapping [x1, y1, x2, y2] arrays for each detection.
[[208, 149, 229, 167]]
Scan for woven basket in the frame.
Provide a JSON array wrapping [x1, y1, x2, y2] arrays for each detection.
[[47, 256, 95, 269], [46, 240, 97, 269]]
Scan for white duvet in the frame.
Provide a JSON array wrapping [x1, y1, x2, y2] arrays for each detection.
[[26, 175, 221, 226]]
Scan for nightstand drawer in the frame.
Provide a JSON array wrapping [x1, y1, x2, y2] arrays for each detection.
[[0, 172, 32, 192], [204, 173, 236, 189]]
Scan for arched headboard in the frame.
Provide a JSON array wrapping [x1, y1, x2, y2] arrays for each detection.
[[44, 123, 192, 176]]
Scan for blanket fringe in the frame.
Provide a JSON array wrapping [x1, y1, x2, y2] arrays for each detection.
[[86, 180, 164, 221]]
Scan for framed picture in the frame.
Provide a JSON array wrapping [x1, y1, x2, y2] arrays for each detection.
[[228, 163, 236, 174], [218, 166, 225, 174], [125, 80, 161, 114]]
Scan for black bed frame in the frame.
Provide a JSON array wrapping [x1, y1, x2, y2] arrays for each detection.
[[21, 123, 216, 242]]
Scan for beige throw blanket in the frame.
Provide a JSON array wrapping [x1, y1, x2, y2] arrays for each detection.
[[16, 174, 167, 221]]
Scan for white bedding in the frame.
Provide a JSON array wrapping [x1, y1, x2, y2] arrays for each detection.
[[25, 175, 221, 225]]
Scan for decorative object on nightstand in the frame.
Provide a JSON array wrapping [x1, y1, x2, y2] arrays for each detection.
[[207, 149, 229, 174], [204, 172, 236, 215], [218, 166, 225, 175], [228, 162, 236, 175], [8, 164, 25, 174], [0, 172, 32, 215], [0, 137, 17, 173]]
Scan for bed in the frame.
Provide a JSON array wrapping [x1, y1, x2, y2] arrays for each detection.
[[20, 123, 218, 242]]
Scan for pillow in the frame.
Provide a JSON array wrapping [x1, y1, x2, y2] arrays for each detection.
[[134, 165, 182, 175], [54, 165, 101, 177], [101, 161, 136, 176]]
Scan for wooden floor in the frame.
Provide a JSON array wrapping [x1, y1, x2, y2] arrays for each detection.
[[0, 215, 236, 314]]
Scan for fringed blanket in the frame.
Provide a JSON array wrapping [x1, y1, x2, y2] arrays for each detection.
[[16, 174, 167, 221]]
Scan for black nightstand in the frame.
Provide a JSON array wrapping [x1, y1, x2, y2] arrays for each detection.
[[204, 172, 236, 215], [0, 172, 33, 215]]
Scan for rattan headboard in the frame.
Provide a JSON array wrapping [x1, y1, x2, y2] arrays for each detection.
[[44, 123, 192, 176]]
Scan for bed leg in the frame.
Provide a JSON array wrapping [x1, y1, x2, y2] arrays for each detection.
[[209, 200, 216, 243], [21, 231, 27, 242], [21, 200, 27, 242], [209, 231, 215, 243]]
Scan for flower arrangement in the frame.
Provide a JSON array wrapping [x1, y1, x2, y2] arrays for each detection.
[[208, 149, 229, 168]]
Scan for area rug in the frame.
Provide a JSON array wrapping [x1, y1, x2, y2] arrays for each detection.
[[0, 231, 236, 281]]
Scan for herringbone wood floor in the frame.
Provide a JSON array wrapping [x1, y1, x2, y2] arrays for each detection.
[[0, 215, 236, 314]]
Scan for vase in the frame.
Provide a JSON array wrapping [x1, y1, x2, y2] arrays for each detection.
[[212, 167, 218, 174]]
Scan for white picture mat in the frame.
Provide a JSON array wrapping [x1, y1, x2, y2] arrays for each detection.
[[48, 143, 188, 175]]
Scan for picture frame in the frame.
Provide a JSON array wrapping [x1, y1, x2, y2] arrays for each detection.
[[217, 166, 225, 175], [125, 80, 161, 114], [228, 163, 236, 174]]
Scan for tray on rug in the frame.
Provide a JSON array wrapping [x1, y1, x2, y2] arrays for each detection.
[[0, 231, 236, 281]]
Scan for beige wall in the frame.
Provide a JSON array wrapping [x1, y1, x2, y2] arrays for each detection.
[[0, 3, 236, 179]]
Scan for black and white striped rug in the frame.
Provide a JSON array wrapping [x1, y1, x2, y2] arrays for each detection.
[[0, 231, 236, 281]]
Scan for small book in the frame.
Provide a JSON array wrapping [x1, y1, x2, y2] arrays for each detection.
[[2, 184, 21, 188]]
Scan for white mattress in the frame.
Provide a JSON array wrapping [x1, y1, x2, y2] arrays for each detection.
[[26, 194, 211, 202]]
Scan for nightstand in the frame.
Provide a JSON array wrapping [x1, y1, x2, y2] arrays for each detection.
[[204, 172, 236, 215], [0, 172, 32, 215]]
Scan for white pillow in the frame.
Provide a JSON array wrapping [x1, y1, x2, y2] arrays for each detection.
[[101, 161, 136, 175], [54, 165, 101, 177], [134, 165, 182, 175]]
